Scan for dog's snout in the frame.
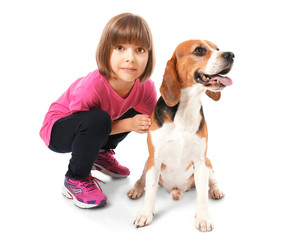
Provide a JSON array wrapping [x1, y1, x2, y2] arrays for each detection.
[[222, 52, 235, 63]]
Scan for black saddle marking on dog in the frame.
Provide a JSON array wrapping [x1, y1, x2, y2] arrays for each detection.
[[197, 106, 205, 132], [154, 97, 179, 127]]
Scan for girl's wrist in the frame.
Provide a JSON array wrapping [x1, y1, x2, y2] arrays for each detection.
[[111, 118, 132, 135], [125, 118, 133, 132]]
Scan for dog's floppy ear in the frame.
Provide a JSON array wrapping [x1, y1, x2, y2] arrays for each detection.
[[205, 90, 221, 101], [160, 52, 181, 107]]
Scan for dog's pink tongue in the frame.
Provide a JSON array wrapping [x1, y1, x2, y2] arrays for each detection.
[[212, 75, 233, 86]]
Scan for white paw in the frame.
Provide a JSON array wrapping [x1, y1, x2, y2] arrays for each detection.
[[134, 212, 154, 228], [195, 215, 214, 232], [127, 186, 144, 199], [209, 186, 225, 199], [170, 189, 183, 201]]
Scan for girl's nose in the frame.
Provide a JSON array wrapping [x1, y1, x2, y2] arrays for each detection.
[[125, 48, 135, 62]]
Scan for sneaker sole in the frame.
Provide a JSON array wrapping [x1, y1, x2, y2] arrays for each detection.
[[92, 164, 129, 178], [62, 186, 106, 209]]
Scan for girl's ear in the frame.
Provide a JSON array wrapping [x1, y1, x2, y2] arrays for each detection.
[[205, 90, 221, 101], [160, 52, 181, 106]]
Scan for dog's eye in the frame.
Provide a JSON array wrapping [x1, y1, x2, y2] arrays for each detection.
[[193, 47, 207, 56]]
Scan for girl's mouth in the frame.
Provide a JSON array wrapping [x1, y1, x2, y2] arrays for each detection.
[[121, 68, 137, 72]]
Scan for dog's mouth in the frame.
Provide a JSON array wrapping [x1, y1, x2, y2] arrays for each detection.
[[195, 67, 233, 88]]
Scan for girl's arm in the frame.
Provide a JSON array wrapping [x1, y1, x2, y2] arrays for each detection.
[[110, 114, 151, 135]]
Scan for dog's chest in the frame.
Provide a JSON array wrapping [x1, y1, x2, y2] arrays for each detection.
[[152, 125, 206, 192], [150, 88, 207, 192]]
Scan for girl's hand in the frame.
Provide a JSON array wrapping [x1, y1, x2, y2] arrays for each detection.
[[130, 114, 151, 133]]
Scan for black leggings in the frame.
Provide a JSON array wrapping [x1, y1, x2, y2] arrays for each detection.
[[48, 109, 140, 179]]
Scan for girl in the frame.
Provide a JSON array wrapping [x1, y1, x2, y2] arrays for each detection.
[[40, 13, 157, 208]]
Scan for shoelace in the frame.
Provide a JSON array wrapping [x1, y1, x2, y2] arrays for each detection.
[[103, 150, 119, 165], [80, 175, 105, 192]]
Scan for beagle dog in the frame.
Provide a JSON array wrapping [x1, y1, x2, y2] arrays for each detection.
[[127, 40, 234, 232]]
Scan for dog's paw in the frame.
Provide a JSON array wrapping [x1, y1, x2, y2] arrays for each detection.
[[195, 215, 214, 232], [209, 186, 225, 199], [127, 186, 145, 199], [134, 212, 154, 228], [170, 189, 183, 200]]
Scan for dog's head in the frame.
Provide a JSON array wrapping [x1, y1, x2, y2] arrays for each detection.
[[160, 40, 234, 106]]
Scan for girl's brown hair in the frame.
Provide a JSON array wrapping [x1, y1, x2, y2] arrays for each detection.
[[96, 13, 155, 83]]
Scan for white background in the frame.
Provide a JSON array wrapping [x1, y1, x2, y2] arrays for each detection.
[[1, 0, 289, 239]]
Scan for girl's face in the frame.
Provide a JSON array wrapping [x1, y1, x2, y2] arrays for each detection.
[[110, 44, 149, 83]]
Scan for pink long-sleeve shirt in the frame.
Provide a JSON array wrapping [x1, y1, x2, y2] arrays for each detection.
[[40, 69, 157, 146]]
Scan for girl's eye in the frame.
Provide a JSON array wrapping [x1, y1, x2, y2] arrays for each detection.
[[115, 46, 124, 51], [136, 48, 145, 53]]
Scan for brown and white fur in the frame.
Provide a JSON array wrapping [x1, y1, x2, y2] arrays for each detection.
[[127, 40, 234, 232]]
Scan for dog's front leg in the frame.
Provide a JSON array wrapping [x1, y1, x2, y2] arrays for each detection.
[[134, 159, 160, 228], [194, 160, 214, 232]]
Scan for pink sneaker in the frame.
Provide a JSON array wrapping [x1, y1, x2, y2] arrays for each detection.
[[92, 150, 130, 178], [62, 174, 107, 208]]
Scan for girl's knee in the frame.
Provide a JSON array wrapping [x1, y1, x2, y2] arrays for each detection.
[[83, 110, 111, 135], [90, 109, 111, 123]]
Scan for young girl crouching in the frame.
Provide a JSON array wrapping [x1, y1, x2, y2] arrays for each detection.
[[40, 13, 157, 208]]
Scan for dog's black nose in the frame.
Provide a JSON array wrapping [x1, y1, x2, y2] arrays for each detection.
[[222, 52, 235, 63]]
